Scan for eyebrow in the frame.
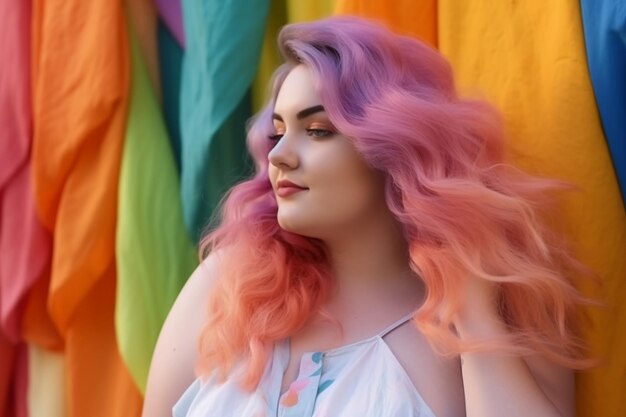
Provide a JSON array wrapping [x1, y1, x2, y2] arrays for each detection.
[[272, 105, 325, 122]]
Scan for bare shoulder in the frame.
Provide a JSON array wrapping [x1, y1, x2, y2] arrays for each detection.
[[383, 321, 466, 417], [524, 354, 575, 417], [141, 252, 223, 417]]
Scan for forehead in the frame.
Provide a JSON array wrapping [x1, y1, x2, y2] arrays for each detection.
[[274, 65, 322, 115]]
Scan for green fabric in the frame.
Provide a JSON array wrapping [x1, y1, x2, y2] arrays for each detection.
[[116, 27, 197, 393], [180, 0, 269, 240]]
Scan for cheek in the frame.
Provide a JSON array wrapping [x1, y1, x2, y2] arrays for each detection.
[[273, 139, 387, 237], [329, 171, 383, 215], [311, 150, 385, 220]]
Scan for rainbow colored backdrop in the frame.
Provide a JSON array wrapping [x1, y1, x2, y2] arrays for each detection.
[[1, 1, 624, 416]]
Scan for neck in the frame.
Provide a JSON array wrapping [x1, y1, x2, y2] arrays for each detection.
[[322, 210, 425, 315]]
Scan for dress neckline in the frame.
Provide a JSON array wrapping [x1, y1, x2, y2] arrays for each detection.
[[280, 308, 418, 357]]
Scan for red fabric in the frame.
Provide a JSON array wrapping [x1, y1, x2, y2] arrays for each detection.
[[0, 337, 28, 417]]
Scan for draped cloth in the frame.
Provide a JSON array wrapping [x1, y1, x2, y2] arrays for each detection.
[[158, 20, 185, 172], [27, 345, 67, 417], [252, 0, 336, 112], [31, 0, 143, 415], [155, 0, 185, 47], [580, 0, 626, 205], [438, 2, 626, 416], [335, 0, 437, 47], [116, 20, 197, 394], [0, 1, 50, 415], [179, 0, 269, 240]]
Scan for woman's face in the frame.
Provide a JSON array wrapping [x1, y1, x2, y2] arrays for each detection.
[[268, 65, 387, 239]]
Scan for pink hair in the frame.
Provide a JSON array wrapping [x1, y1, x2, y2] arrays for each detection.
[[197, 16, 593, 389]]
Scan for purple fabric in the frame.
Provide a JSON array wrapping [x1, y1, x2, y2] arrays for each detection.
[[155, 0, 185, 47]]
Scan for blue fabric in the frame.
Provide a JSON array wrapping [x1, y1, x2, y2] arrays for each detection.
[[580, 0, 626, 206], [180, 0, 269, 239], [158, 18, 184, 174]]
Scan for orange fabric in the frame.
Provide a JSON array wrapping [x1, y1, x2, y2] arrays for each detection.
[[66, 266, 143, 417], [31, 0, 127, 333], [21, 263, 63, 350], [30, 1, 142, 416], [334, 0, 437, 47]]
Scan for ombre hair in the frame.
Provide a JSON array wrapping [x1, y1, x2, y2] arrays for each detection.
[[197, 16, 592, 389]]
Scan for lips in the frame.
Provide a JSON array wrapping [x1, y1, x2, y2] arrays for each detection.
[[276, 179, 308, 197]]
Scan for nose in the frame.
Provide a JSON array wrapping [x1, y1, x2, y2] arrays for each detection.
[[268, 135, 299, 169]]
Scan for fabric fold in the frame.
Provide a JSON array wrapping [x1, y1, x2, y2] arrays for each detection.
[[31, 0, 144, 415]]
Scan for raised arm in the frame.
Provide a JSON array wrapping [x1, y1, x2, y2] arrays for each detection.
[[455, 276, 575, 417], [141, 254, 220, 417]]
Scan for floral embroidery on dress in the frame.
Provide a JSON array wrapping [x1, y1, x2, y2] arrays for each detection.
[[279, 351, 334, 410], [280, 378, 310, 407]]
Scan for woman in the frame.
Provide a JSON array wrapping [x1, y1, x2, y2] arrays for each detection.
[[143, 17, 591, 417]]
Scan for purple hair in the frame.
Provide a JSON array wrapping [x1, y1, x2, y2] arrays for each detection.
[[198, 16, 592, 389]]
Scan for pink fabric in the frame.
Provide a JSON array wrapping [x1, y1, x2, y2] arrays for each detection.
[[0, 0, 31, 188], [1, 164, 52, 342], [155, 0, 185, 47], [0, 0, 51, 347]]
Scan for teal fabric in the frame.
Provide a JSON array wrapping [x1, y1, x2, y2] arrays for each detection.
[[180, 0, 269, 240], [158, 18, 184, 173], [116, 27, 197, 393], [580, 0, 626, 205]]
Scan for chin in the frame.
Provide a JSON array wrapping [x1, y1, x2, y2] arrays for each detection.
[[277, 215, 304, 234], [277, 213, 319, 238]]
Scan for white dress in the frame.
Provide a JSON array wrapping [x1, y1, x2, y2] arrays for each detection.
[[173, 311, 437, 417]]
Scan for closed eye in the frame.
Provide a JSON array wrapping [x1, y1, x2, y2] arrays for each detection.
[[268, 133, 283, 141]]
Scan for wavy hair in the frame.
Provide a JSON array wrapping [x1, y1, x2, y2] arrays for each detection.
[[197, 16, 593, 389]]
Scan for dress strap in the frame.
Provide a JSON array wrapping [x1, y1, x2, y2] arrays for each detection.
[[378, 310, 417, 338]]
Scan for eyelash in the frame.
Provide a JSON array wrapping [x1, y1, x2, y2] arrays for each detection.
[[267, 129, 334, 141], [306, 128, 333, 138]]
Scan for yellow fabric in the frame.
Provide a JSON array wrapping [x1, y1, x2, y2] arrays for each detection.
[[438, 2, 626, 416], [334, 0, 437, 47], [286, 0, 335, 23], [27, 344, 67, 417], [251, 0, 286, 112]]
